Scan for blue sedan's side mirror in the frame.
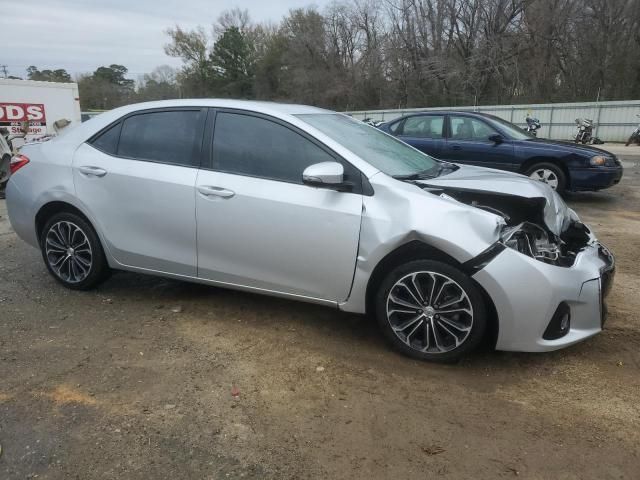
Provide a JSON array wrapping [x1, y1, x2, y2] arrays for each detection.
[[489, 134, 504, 144]]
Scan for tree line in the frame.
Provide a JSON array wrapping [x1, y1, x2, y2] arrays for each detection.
[[23, 0, 640, 111]]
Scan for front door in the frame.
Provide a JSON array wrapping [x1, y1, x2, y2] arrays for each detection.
[[443, 115, 516, 170], [195, 111, 363, 302]]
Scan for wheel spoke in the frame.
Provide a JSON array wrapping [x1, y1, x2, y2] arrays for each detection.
[[50, 253, 68, 269], [436, 307, 472, 315], [404, 319, 424, 344], [396, 277, 424, 308], [70, 227, 83, 246], [55, 255, 70, 276], [389, 293, 422, 311], [392, 314, 424, 333], [438, 315, 471, 333], [410, 274, 426, 303], [422, 320, 430, 351], [73, 256, 89, 274], [427, 273, 438, 304], [431, 320, 444, 352], [74, 254, 91, 267], [436, 320, 464, 347], [433, 280, 453, 306], [46, 237, 66, 251], [50, 226, 66, 247], [436, 292, 465, 309]]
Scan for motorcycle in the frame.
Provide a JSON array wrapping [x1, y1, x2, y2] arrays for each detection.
[[625, 114, 640, 146], [362, 117, 383, 128], [525, 116, 541, 136], [573, 118, 603, 144]]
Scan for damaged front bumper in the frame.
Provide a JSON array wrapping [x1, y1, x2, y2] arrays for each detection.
[[472, 229, 614, 352]]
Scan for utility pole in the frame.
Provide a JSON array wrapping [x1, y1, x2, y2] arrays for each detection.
[[0, 65, 8, 78]]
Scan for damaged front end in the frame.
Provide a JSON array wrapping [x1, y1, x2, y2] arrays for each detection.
[[421, 186, 592, 267]]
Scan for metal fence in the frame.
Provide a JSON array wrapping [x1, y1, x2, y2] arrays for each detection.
[[346, 100, 640, 143]]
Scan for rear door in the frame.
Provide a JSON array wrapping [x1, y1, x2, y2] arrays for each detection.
[[73, 108, 205, 275], [195, 110, 363, 302], [442, 115, 516, 170], [396, 114, 445, 157]]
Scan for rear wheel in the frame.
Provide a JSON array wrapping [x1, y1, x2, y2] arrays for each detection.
[[41, 212, 110, 290], [375, 259, 487, 362], [525, 162, 566, 194]]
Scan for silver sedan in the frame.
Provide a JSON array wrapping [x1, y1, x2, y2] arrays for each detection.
[[5, 100, 615, 362]]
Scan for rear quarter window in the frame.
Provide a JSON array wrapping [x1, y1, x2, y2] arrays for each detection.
[[89, 122, 121, 155]]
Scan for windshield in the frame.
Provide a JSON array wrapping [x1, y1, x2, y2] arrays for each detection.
[[296, 113, 439, 177], [485, 114, 534, 140]]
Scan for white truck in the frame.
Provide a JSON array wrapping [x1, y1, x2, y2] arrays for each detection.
[[1, 78, 82, 194]]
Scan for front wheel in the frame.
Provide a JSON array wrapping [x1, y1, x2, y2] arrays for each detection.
[[375, 260, 487, 362], [525, 162, 566, 194], [40, 212, 110, 290]]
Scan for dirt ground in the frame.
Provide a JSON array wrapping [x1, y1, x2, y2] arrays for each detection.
[[1, 156, 639, 480]]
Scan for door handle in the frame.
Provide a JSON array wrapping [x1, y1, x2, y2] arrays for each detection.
[[198, 185, 235, 198], [79, 166, 107, 177], [450, 145, 462, 150]]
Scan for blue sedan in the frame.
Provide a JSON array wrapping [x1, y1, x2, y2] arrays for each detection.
[[378, 111, 623, 194]]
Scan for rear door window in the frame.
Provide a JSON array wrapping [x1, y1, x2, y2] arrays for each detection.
[[117, 110, 203, 166], [401, 115, 445, 138]]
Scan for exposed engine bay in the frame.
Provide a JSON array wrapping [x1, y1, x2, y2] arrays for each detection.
[[422, 187, 592, 267]]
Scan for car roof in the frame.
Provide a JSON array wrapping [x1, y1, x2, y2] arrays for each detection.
[[112, 99, 331, 116], [392, 110, 490, 119], [58, 99, 335, 146]]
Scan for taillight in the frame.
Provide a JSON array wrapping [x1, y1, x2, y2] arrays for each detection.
[[9, 154, 30, 174]]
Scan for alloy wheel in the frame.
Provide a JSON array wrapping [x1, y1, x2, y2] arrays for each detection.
[[45, 221, 93, 283], [529, 168, 559, 190], [385, 271, 474, 354]]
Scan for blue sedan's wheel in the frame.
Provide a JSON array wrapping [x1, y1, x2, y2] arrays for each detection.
[[525, 162, 566, 194]]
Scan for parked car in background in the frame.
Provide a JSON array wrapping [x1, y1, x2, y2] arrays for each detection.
[[6, 100, 615, 362], [378, 111, 623, 194]]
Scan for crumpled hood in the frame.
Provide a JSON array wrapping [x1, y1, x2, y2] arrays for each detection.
[[417, 164, 572, 236]]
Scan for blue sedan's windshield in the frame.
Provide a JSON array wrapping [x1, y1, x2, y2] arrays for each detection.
[[484, 114, 534, 140], [296, 113, 439, 177]]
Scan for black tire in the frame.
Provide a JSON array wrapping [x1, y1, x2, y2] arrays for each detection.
[[375, 259, 487, 363], [40, 212, 110, 290], [524, 162, 567, 194]]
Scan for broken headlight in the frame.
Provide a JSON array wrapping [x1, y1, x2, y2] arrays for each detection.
[[501, 222, 561, 264]]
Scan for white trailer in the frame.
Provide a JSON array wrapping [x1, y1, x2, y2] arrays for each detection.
[[0, 78, 82, 146]]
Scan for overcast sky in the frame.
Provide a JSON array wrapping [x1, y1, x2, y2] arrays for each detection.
[[2, 0, 329, 80]]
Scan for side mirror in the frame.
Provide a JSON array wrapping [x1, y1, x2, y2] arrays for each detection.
[[488, 134, 504, 144], [302, 161, 352, 191]]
